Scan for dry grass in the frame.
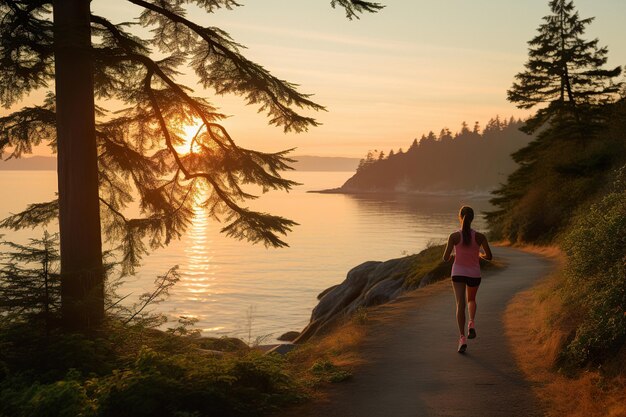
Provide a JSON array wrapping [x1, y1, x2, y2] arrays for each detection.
[[284, 314, 367, 398], [289, 318, 367, 371], [504, 255, 626, 417], [286, 277, 452, 400]]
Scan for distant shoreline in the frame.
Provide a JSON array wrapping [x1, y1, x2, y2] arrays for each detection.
[[308, 188, 494, 198], [0, 155, 360, 172], [0, 156, 57, 171]]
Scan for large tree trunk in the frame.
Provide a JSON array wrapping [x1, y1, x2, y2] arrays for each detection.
[[53, 0, 104, 331]]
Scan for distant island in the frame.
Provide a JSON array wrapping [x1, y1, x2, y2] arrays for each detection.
[[319, 117, 534, 194]]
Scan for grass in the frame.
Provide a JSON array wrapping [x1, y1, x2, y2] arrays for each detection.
[[504, 246, 626, 417], [285, 314, 367, 390]]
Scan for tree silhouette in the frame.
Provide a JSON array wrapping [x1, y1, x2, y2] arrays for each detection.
[[0, 0, 383, 330], [507, 0, 622, 133], [0, 232, 60, 330]]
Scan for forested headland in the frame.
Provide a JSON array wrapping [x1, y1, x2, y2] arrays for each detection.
[[335, 117, 533, 193]]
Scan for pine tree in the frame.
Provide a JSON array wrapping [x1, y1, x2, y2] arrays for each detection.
[[0, 232, 60, 329], [0, 0, 382, 330], [460, 121, 470, 135], [439, 128, 452, 142], [487, 0, 625, 243], [507, 0, 622, 133]]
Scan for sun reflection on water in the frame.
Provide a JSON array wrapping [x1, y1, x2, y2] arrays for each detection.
[[177, 192, 217, 307]]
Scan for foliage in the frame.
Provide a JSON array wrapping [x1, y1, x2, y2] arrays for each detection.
[[345, 116, 532, 192], [507, 0, 622, 134], [0, 232, 59, 327], [0, 316, 306, 417], [488, 99, 626, 243], [0, 349, 299, 417], [557, 168, 626, 368], [0, 230, 183, 331], [0, 0, 383, 276], [108, 266, 181, 328], [309, 359, 351, 383], [488, 0, 625, 243], [0, 230, 307, 416]]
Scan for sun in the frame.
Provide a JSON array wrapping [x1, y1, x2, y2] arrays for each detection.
[[174, 120, 205, 154]]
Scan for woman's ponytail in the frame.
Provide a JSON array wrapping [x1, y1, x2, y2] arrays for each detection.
[[459, 206, 474, 246]]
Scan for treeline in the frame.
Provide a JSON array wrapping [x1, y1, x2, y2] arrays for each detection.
[[340, 116, 533, 192], [487, 103, 626, 243]]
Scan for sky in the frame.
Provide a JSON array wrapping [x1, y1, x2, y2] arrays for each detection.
[[6, 0, 626, 157]]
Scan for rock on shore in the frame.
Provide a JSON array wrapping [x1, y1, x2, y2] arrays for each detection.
[[294, 247, 451, 343]]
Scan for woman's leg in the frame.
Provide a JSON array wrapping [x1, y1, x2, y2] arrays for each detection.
[[452, 281, 467, 335], [466, 285, 479, 322]]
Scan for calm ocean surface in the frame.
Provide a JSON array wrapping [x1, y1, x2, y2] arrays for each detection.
[[0, 170, 490, 342]]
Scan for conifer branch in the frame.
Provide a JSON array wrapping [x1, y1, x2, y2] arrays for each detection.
[[330, 0, 385, 20], [0, 199, 58, 230], [125, 0, 325, 133]]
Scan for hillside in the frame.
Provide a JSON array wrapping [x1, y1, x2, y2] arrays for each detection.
[[335, 117, 533, 193]]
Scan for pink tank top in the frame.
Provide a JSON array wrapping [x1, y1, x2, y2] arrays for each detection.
[[451, 229, 481, 278]]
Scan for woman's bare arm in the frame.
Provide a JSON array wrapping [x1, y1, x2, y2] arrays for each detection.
[[442, 233, 456, 262], [477, 233, 493, 260]]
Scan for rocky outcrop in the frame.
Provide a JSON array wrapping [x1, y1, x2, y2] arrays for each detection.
[[277, 331, 300, 342], [294, 249, 452, 343]]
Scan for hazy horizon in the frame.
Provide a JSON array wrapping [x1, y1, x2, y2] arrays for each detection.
[[2, 0, 626, 157]]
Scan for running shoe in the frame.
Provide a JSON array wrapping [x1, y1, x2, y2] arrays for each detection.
[[468, 320, 476, 339], [457, 335, 467, 353]]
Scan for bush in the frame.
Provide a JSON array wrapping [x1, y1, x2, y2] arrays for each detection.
[[1, 376, 95, 417], [309, 360, 351, 383], [559, 168, 626, 368], [0, 324, 302, 417]]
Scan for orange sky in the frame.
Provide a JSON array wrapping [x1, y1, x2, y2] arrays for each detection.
[[3, 0, 626, 158]]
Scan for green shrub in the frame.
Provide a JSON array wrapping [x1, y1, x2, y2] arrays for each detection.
[[309, 360, 351, 383], [559, 168, 626, 368], [0, 327, 302, 417], [91, 348, 299, 417], [1, 376, 95, 417]]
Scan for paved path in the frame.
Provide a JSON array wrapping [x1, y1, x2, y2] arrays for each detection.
[[289, 247, 553, 417]]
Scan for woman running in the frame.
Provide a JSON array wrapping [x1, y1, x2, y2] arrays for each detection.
[[442, 206, 492, 353]]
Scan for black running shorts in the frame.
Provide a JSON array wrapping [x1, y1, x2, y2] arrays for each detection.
[[451, 275, 482, 287]]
